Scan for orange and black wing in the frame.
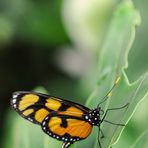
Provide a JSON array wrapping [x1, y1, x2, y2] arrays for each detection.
[[10, 91, 90, 125], [41, 113, 93, 143]]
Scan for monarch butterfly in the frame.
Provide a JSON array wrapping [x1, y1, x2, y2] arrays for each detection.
[[10, 77, 128, 148]]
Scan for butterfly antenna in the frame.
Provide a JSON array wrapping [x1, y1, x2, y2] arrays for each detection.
[[97, 77, 121, 108]]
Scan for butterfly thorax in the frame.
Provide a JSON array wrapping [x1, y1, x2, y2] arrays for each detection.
[[84, 108, 103, 126]]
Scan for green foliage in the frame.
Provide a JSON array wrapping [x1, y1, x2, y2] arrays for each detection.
[[76, 1, 148, 148], [4, 0, 148, 148], [0, 0, 68, 46], [130, 130, 148, 148]]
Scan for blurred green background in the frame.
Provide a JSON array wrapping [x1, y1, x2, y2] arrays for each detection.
[[0, 0, 147, 148]]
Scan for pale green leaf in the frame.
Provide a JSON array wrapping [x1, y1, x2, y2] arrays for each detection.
[[130, 130, 148, 148], [76, 1, 147, 148], [5, 1, 147, 148]]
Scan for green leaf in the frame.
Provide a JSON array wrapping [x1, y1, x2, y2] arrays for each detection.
[[5, 1, 147, 148], [76, 1, 148, 148], [10, 116, 44, 148], [102, 72, 148, 148], [130, 130, 148, 148], [44, 134, 61, 148]]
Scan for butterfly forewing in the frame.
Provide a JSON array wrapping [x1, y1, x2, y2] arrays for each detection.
[[11, 91, 90, 125]]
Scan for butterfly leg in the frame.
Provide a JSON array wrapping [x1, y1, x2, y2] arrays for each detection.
[[62, 142, 72, 148], [100, 128, 105, 138], [98, 126, 102, 148], [101, 103, 129, 125]]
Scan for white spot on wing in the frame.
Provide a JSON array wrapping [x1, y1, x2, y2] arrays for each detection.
[[85, 116, 89, 119], [28, 118, 33, 122], [13, 104, 17, 108], [12, 99, 17, 104], [42, 121, 46, 126], [13, 94, 18, 99]]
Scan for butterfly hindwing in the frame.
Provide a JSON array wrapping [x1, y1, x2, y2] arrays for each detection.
[[41, 113, 93, 143], [11, 91, 89, 125]]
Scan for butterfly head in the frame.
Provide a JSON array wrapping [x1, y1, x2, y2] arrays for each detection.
[[84, 107, 104, 126]]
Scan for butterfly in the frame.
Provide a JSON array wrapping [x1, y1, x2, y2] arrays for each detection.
[[10, 77, 128, 148]]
